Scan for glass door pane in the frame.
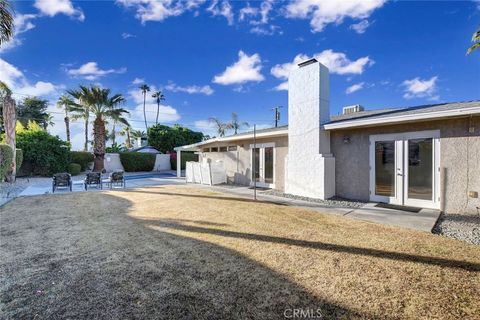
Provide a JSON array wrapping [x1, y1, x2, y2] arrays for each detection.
[[264, 147, 274, 184], [407, 138, 433, 200], [375, 141, 395, 197], [252, 148, 260, 182]]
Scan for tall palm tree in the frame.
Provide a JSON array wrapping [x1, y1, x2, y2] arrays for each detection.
[[0, 0, 14, 45], [208, 117, 230, 137], [151, 90, 165, 125], [467, 27, 480, 55], [68, 85, 129, 171], [67, 85, 91, 151], [0, 81, 16, 182], [139, 84, 150, 132], [107, 94, 128, 146], [119, 126, 133, 149], [56, 95, 73, 143], [228, 112, 249, 134]]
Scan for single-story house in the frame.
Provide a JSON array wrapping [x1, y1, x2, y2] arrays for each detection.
[[175, 59, 479, 214]]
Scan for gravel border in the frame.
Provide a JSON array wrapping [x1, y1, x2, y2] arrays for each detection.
[[433, 213, 480, 245], [262, 190, 365, 209]]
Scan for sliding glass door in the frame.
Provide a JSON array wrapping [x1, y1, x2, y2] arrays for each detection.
[[250, 143, 275, 188]]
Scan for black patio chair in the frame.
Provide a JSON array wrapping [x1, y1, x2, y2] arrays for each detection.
[[84, 172, 102, 190], [109, 171, 125, 189], [52, 173, 72, 193]]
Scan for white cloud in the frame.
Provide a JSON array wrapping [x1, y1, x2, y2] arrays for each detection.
[[345, 82, 364, 94], [239, 5, 258, 21], [402, 76, 439, 100], [271, 50, 374, 90], [67, 62, 127, 80], [0, 14, 38, 53], [121, 32, 136, 39], [250, 25, 282, 36], [207, 0, 234, 25], [0, 58, 60, 98], [213, 50, 265, 85], [350, 19, 370, 34], [34, 0, 85, 21], [117, 0, 204, 24], [165, 82, 214, 95], [132, 78, 145, 85], [284, 0, 385, 32]]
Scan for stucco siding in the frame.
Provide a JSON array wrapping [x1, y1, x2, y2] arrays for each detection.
[[197, 136, 288, 190], [331, 116, 480, 214]]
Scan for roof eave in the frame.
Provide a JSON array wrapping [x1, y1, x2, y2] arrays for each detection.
[[324, 106, 480, 130]]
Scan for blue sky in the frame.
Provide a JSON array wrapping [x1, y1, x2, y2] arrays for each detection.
[[1, 0, 479, 150]]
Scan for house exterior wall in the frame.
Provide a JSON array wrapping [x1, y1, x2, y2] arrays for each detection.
[[330, 116, 480, 214], [197, 136, 288, 191]]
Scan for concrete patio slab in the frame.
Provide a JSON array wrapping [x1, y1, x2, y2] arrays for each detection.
[[346, 203, 441, 232]]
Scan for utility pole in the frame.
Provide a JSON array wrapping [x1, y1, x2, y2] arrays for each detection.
[[272, 106, 283, 127]]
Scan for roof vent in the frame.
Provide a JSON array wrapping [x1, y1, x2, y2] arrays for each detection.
[[298, 58, 318, 68], [342, 104, 364, 115]]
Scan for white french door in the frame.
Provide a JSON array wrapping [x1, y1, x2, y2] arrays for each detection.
[[250, 143, 275, 188], [369, 130, 440, 209]]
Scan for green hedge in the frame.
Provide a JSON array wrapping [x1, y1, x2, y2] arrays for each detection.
[[68, 163, 81, 176], [16, 149, 23, 170], [70, 151, 94, 171], [119, 152, 156, 172], [0, 145, 13, 180], [171, 152, 198, 170]]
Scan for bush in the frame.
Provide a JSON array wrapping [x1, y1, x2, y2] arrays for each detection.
[[17, 129, 70, 176], [148, 124, 203, 154], [16, 149, 23, 170], [70, 151, 94, 171], [170, 152, 198, 170], [0, 144, 13, 180], [68, 163, 81, 176], [119, 152, 156, 172]]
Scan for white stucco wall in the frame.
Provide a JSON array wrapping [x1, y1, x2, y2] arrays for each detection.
[[104, 153, 124, 172], [153, 154, 171, 171], [284, 60, 336, 199]]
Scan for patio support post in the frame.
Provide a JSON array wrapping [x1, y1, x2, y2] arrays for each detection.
[[177, 150, 181, 177]]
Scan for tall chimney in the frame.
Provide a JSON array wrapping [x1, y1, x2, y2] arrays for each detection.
[[284, 59, 335, 199]]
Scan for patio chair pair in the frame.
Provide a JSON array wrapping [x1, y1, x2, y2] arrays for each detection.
[[84, 171, 126, 190]]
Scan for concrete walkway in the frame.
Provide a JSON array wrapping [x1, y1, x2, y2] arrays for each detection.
[[198, 184, 441, 232]]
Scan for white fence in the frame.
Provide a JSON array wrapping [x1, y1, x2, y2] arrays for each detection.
[[186, 160, 227, 185]]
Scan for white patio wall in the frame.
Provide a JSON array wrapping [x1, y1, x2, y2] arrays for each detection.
[[153, 154, 171, 171]]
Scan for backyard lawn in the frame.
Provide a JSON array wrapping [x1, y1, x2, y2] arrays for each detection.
[[1, 185, 479, 319]]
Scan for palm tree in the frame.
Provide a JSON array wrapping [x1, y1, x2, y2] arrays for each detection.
[[107, 94, 129, 146], [68, 85, 129, 171], [0, 80, 16, 182], [208, 117, 230, 137], [131, 129, 147, 147], [67, 85, 91, 151], [119, 126, 133, 149], [467, 27, 480, 55], [228, 112, 249, 134], [151, 90, 165, 125], [139, 84, 150, 132], [57, 95, 73, 143], [0, 0, 14, 45]]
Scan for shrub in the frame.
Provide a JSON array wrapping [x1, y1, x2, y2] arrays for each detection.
[[171, 152, 198, 170], [70, 151, 94, 171], [0, 144, 13, 180], [148, 124, 203, 154], [119, 152, 156, 172], [68, 163, 81, 176], [15, 149, 23, 170], [17, 129, 70, 176]]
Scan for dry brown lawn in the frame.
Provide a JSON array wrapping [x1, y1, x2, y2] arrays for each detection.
[[1, 185, 479, 319]]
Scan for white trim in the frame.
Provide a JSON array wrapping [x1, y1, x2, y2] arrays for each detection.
[[250, 144, 276, 189], [324, 106, 480, 130]]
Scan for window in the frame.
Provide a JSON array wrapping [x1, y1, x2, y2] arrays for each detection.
[[219, 146, 228, 152], [211, 147, 218, 152], [202, 148, 210, 152], [228, 146, 237, 151]]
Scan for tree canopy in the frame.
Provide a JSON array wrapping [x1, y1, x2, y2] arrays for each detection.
[[147, 124, 204, 153]]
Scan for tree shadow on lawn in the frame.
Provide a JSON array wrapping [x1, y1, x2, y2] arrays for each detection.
[[1, 193, 368, 320]]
